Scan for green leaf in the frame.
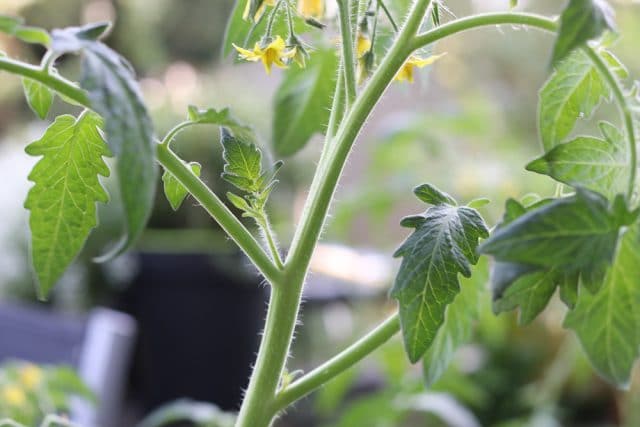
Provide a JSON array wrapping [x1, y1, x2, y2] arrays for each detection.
[[527, 121, 628, 197], [551, 0, 616, 65], [479, 188, 636, 285], [564, 223, 640, 387], [77, 41, 157, 259], [493, 269, 558, 325], [0, 15, 24, 34], [539, 49, 610, 151], [414, 183, 457, 206], [272, 48, 338, 156], [392, 185, 489, 363], [422, 257, 488, 386], [0, 15, 50, 46], [187, 105, 256, 143], [162, 162, 201, 211], [220, 127, 263, 193], [22, 78, 54, 120], [24, 112, 111, 298], [138, 399, 235, 427]]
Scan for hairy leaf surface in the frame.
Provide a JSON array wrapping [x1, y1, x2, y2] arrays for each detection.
[[392, 186, 488, 363], [24, 112, 111, 297], [273, 48, 338, 156], [422, 258, 488, 385], [565, 224, 640, 387], [551, 0, 615, 65], [539, 50, 609, 151], [527, 121, 628, 197]]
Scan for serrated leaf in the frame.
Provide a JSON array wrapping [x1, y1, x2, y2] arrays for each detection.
[[273, 48, 338, 156], [422, 258, 488, 386], [162, 162, 201, 211], [479, 188, 635, 283], [24, 112, 111, 298], [22, 78, 54, 120], [220, 127, 263, 192], [227, 192, 252, 212], [414, 183, 457, 206], [564, 223, 640, 387], [186, 105, 255, 143], [551, 0, 616, 65], [527, 121, 628, 197], [539, 49, 610, 151], [392, 188, 489, 363], [79, 42, 157, 259], [493, 269, 558, 325]]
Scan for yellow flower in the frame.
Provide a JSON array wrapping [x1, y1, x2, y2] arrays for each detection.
[[394, 53, 446, 83], [234, 36, 297, 75], [1, 385, 26, 407], [298, 0, 324, 19], [243, 0, 276, 22], [19, 364, 43, 390], [356, 33, 372, 59]]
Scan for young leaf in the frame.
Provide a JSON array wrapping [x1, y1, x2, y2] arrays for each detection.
[[551, 0, 616, 65], [422, 258, 488, 386], [564, 224, 640, 387], [0, 15, 50, 46], [414, 183, 457, 206], [539, 49, 609, 151], [24, 112, 111, 298], [220, 128, 263, 193], [527, 121, 628, 198], [187, 105, 256, 143], [162, 162, 201, 211], [392, 185, 489, 363], [478, 189, 636, 284], [493, 269, 559, 325], [22, 78, 54, 120], [0, 15, 23, 34], [273, 48, 338, 156]]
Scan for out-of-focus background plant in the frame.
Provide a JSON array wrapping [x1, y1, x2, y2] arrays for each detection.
[[0, 0, 639, 426]]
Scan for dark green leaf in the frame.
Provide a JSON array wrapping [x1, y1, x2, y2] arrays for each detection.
[[478, 188, 634, 282], [80, 43, 157, 259], [422, 258, 488, 385], [24, 112, 111, 298], [22, 78, 54, 120], [539, 49, 610, 151], [414, 183, 457, 206], [272, 48, 338, 156], [493, 269, 558, 325], [564, 223, 640, 387], [551, 0, 616, 65], [527, 121, 628, 197], [162, 162, 201, 211], [392, 187, 488, 363], [187, 105, 255, 143]]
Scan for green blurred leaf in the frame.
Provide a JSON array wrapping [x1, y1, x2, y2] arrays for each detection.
[[527, 121, 628, 198], [565, 223, 640, 387], [46, 366, 95, 403], [493, 269, 558, 325], [273, 48, 338, 156], [22, 78, 54, 120], [137, 399, 235, 427], [539, 49, 610, 151], [162, 162, 201, 211], [24, 112, 111, 298], [422, 257, 488, 386], [187, 105, 256, 143], [0, 15, 50, 46], [0, 15, 23, 33], [551, 0, 615, 65], [479, 189, 636, 292], [392, 184, 488, 363]]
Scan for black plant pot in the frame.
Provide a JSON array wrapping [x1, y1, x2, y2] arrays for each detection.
[[121, 252, 266, 413]]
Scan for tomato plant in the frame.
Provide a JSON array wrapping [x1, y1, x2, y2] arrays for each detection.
[[0, 0, 639, 425]]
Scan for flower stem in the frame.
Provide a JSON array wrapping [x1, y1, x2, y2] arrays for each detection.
[[336, 0, 357, 108]]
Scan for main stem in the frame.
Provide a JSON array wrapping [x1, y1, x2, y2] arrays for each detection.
[[235, 1, 433, 426]]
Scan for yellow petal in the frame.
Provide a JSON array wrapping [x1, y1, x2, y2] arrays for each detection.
[[298, 0, 324, 18], [268, 36, 287, 52], [357, 34, 371, 58], [408, 52, 447, 69]]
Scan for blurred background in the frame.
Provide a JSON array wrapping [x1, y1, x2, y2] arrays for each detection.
[[0, 0, 639, 426]]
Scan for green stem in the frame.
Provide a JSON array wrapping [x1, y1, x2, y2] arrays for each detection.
[[377, 0, 398, 32], [160, 120, 196, 147], [258, 214, 285, 269], [265, 0, 284, 39], [274, 313, 400, 410], [326, 59, 346, 140], [583, 46, 638, 202], [156, 145, 282, 283], [337, 0, 357, 108]]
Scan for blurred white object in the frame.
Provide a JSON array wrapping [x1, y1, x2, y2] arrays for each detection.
[[73, 308, 137, 427]]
